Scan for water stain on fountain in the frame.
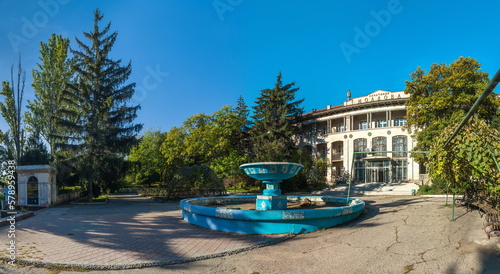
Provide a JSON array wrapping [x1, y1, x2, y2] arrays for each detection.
[[180, 162, 365, 234]]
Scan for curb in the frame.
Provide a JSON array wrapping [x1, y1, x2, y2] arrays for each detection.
[[421, 195, 463, 198], [0, 212, 35, 227], [2, 233, 295, 270], [70, 198, 108, 205]]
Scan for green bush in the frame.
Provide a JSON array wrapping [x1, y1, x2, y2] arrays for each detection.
[[58, 186, 82, 194], [166, 165, 226, 198], [417, 185, 436, 195]]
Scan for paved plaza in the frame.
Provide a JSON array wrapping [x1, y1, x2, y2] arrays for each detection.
[[1, 193, 500, 273]]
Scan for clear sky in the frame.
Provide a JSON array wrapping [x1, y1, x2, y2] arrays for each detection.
[[1, 0, 500, 133]]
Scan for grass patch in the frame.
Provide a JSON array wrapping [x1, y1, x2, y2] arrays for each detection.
[[227, 187, 261, 193], [75, 194, 108, 203], [404, 264, 414, 273]]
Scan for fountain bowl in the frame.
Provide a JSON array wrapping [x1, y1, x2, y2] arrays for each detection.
[[180, 162, 365, 234], [239, 162, 304, 181], [180, 196, 365, 234]]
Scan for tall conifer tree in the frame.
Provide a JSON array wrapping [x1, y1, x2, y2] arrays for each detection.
[[250, 72, 304, 161], [58, 9, 142, 200]]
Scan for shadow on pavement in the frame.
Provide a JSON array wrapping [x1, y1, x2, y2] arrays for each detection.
[[0, 193, 286, 270]]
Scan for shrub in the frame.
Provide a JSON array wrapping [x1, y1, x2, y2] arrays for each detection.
[[166, 165, 226, 198]]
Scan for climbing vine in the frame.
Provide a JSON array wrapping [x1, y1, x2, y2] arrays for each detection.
[[428, 117, 500, 208]]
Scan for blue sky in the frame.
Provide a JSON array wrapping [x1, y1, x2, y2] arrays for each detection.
[[1, 0, 500, 133]]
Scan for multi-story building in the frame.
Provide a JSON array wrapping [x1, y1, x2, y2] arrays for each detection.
[[295, 90, 422, 185]]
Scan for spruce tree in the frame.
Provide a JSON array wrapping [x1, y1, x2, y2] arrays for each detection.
[[58, 9, 142, 200], [232, 96, 251, 155], [250, 72, 304, 162]]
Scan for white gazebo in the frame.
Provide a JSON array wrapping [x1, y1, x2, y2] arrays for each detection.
[[16, 165, 58, 207]]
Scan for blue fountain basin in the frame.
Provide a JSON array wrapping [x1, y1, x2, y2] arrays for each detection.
[[239, 162, 304, 181], [180, 196, 365, 234]]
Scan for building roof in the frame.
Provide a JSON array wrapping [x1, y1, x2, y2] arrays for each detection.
[[299, 90, 409, 121]]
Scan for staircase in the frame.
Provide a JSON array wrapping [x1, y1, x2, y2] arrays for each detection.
[[315, 182, 420, 196]]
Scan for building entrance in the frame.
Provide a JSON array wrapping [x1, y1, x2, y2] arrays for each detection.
[[27, 176, 39, 205], [365, 160, 390, 183]]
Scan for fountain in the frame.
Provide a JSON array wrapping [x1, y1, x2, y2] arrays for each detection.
[[180, 162, 365, 234]]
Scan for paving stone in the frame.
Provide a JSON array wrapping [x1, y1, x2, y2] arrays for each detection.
[[0, 194, 286, 269]]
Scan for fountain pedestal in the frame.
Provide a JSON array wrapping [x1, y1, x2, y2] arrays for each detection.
[[256, 180, 286, 210], [256, 195, 287, 210], [240, 162, 304, 211]]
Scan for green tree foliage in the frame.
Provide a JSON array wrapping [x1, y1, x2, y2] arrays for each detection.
[[492, 107, 500, 132], [281, 147, 329, 193], [250, 72, 304, 162], [428, 117, 500, 208], [27, 34, 74, 158], [57, 10, 142, 200], [166, 165, 225, 198], [404, 57, 499, 164], [127, 130, 167, 187], [0, 57, 26, 161], [160, 104, 250, 180], [233, 95, 252, 155]]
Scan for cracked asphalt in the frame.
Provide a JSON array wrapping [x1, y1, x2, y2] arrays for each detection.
[[3, 195, 500, 274]]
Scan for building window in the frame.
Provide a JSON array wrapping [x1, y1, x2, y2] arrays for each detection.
[[393, 160, 407, 181], [359, 121, 368, 130], [337, 124, 345, 132], [354, 138, 367, 159], [372, 137, 387, 156], [394, 118, 407, 127], [376, 120, 387, 128], [354, 161, 365, 182], [392, 135, 408, 157], [339, 144, 344, 156], [321, 147, 327, 159]]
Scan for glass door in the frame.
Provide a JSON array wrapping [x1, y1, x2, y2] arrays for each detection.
[[27, 176, 39, 205]]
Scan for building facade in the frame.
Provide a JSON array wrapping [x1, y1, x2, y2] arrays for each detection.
[[295, 90, 422, 185]]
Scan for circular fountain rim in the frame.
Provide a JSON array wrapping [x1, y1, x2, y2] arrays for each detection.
[[239, 162, 305, 168], [180, 195, 365, 221]]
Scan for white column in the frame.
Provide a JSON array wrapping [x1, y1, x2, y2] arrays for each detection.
[[389, 110, 392, 127]]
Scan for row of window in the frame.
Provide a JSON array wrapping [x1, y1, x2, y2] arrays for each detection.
[[318, 118, 407, 135], [353, 136, 407, 158], [324, 135, 407, 159], [359, 118, 406, 130]]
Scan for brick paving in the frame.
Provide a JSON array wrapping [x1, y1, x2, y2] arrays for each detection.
[[0, 194, 288, 270]]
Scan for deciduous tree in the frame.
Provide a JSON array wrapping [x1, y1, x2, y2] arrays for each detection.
[[27, 34, 74, 158], [0, 57, 26, 161], [404, 57, 499, 164], [428, 117, 500, 207], [127, 130, 167, 187]]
